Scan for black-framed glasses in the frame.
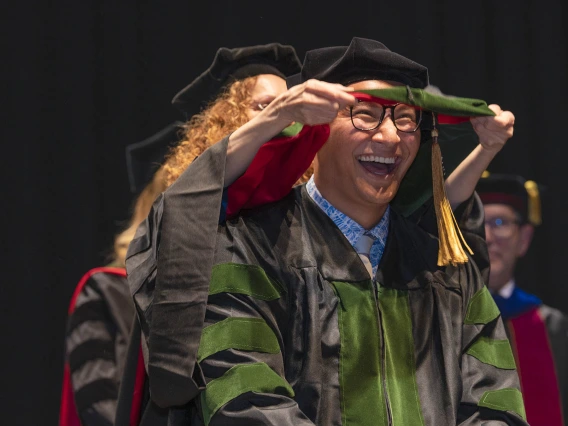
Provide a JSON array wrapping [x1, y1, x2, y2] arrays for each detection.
[[484, 217, 521, 239], [349, 100, 422, 133]]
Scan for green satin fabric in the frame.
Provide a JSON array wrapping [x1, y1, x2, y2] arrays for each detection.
[[466, 337, 517, 370], [378, 286, 425, 426], [209, 262, 285, 300], [200, 362, 295, 425], [478, 388, 527, 421], [331, 280, 389, 426], [465, 286, 501, 325], [197, 317, 280, 362]]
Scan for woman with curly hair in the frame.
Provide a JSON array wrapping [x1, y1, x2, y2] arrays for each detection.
[[62, 43, 303, 426], [163, 43, 307, 188]]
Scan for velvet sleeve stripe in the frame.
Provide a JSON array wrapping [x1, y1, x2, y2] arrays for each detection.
[[68, 340, 116, 372], [67, 300, 110, 333], [464, 287, 501, 325], [197, 317, 280, 362], [478, 388, 527, 421], [200, 362, 295, 426], [66, 320, 112, 353], [209, 263, 285, 300], [74, 378, 118, 411], [465, 337, 517, 370]]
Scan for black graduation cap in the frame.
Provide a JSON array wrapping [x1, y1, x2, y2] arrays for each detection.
[[287, 37, 429, 89], [125, 121, 184, 194], [476, 172, 543, 226], [172, 43, 301, 119]]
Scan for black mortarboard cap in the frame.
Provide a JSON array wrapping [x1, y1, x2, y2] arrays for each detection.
[[125, 121, 184, 194], [287, 37, 429, 89], [476, 172, 543, 226], [172, 43, 302, 119]]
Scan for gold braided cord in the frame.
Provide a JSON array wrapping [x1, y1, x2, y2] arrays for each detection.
[[431, 127, 473, 266], [524, 180, 542, 226]]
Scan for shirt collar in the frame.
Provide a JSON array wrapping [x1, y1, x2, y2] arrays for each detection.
[[497, 279, 516, 299], [306, 176, 389, 273]]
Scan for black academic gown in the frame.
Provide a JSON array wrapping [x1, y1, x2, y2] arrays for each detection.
[[120, 137, 528, 426]]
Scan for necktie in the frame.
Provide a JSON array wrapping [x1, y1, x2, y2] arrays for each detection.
[[354, 233, 375, 278]]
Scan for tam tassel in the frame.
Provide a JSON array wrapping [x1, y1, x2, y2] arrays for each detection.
[[524, 180, 542, 226], [430, 116, 473, 266]]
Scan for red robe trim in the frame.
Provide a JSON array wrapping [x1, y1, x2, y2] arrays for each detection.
[[509, 307, 564, 426], [129, 344, 146, 426], [226, 124, 329, 217], [59, 267, 127, 426]]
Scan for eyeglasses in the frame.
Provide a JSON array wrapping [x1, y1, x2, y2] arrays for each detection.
[[484, 217, 521, 239], [349, 101, 422, 133]]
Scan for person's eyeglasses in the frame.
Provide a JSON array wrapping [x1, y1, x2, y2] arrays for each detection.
[[484, 217, 521, 239], [349, 101, 422, 133]]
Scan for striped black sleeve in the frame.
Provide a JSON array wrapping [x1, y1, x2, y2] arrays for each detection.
[[66, 273, 122, 426]]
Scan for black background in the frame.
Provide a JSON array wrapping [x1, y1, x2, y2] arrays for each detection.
[[3, 1, 567, 424]]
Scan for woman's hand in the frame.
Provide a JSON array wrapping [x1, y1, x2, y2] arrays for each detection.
[[265, 79, 357, 127]]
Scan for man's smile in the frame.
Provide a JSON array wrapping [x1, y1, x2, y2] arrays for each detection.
[[356, 154, 398, 175]]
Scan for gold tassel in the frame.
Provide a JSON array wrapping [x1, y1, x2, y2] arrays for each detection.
[[430, 123, 473, 266], [524, 180, 542, 226]]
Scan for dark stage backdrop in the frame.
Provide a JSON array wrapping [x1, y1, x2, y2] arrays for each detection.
[[3, 1, 567, 424]]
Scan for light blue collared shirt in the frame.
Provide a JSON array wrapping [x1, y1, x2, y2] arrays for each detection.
[[306, 176, 389, 276]]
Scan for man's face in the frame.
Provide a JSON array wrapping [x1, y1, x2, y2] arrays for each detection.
[[484, 203, 534, 292], [246, 74, 287, 120], [314, 80, 421, 222]]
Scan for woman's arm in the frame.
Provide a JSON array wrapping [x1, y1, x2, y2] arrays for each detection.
[[224, 80, 355, 186]]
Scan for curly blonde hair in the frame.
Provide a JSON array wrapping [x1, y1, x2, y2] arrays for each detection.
[[163, 76, 313, 187], [163, 77, 259, 186]]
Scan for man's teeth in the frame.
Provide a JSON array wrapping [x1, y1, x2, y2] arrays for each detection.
[[357, 155, 395, 164]]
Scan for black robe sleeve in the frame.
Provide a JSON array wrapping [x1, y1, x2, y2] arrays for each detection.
[[125, 136, 317, 424], [125, 138, 232, 409], [195, 278, 316, 425], [446, 261, 528, 425], [65, 270, 134, 426]]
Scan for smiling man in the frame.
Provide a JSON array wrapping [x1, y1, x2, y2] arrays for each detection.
[[313, 80, 421, 231], [127, 37, 527, 425]]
